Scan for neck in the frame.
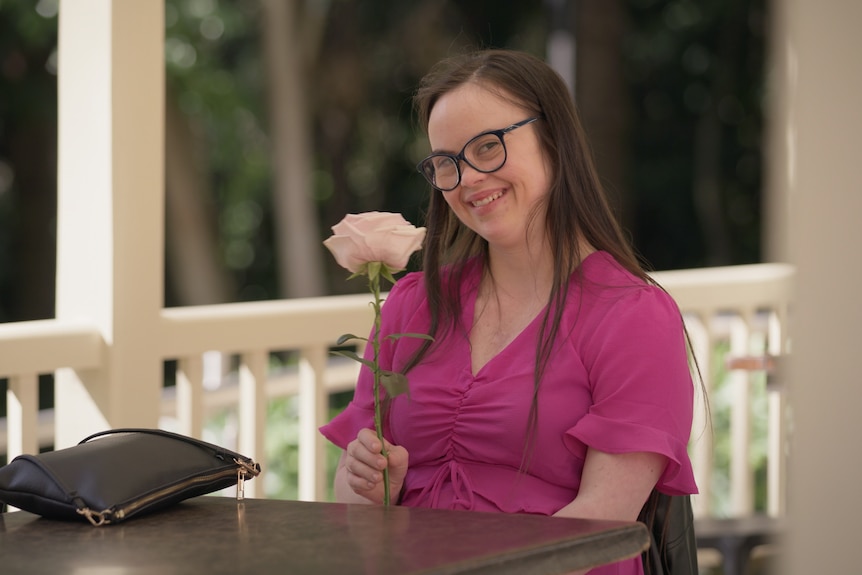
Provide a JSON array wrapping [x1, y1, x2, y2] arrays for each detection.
[[484, 242, 554, 303], [483, 237, 595, 302]]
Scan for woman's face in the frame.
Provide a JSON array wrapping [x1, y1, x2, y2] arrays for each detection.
[[427, 82, 552, 252]]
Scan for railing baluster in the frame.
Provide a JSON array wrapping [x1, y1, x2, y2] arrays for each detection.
[[728, 312, 754, 515], [686, 312, 714, 518], [176, 356, 204, 439], [7, 373, 39, 459], [239, 350, 268, 498], [767, 306, 789, 517], [767, 385, 786, 516], [298, 345, 328, 502]]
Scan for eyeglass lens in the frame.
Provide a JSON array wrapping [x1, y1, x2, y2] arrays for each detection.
[[424, 132, 507, 191]]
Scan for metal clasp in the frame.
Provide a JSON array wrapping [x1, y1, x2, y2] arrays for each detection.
[[76, 507, 111, 527]]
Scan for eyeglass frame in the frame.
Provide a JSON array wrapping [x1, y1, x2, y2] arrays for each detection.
[[416, 117, 540, 191]]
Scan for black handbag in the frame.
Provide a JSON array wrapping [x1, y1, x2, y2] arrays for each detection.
[[0, 428, 260, 526]]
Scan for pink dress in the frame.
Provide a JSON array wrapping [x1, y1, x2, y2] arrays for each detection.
[[320, 251, 698, 575]]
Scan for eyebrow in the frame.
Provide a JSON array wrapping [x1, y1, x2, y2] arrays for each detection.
[[429, 126, 495, 155]]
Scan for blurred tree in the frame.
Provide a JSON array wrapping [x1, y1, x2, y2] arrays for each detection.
[[0, 0, 768, 315], [575, 0, 634, 237], [259, 0, 326, 297], [623, 0, 767, 269], [165, 77, 236, 305], [0, 1, 58, 322], [164, 0, 268, 304]]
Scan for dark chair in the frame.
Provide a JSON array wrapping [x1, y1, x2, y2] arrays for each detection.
[[639, 490, 699, 575]]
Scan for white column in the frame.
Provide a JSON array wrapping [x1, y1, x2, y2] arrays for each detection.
[[782, 1, 862, 573], [54, 1, 164, 447]]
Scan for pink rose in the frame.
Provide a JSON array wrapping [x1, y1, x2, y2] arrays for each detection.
[[323, 212, 426, 273]]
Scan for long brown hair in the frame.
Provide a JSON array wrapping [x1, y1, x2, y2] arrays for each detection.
[[405, 50, 662, 448]]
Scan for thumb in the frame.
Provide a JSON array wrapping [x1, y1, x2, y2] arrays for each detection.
[[385, 443, 409, 483]]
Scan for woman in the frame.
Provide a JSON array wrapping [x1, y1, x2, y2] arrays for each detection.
[[320, 49, 698, 575]]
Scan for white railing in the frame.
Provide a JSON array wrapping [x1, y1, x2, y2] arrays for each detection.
[[1, 263, 794, 515], [652, 263, 794, 518]]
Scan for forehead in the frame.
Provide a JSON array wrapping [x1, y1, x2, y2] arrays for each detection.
[[427, 82, 524, 150]]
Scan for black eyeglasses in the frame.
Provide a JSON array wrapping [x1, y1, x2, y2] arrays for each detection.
[[416, 117, 539, 191]]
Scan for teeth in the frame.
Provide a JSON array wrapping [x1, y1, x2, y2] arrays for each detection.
[[471, 192, 502, 207]]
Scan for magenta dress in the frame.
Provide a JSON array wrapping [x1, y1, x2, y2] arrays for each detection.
[[320, 251, 698, 575]]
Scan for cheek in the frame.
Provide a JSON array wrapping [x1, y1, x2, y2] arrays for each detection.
[[526, 154, 554, 201], [440, 191, 462, 212]]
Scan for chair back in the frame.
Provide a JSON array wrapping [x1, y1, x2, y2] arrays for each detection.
[[639, 491, 698, 575]]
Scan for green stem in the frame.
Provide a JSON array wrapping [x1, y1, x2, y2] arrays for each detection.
[[369, 269, 390, 506]]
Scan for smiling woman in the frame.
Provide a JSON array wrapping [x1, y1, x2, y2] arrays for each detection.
[[320, 49, 700, 575]]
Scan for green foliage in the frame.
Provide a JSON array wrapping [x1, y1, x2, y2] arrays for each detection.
[[0, 0, 769, 316], [164, 0, 275, 300], [203, 390, 352, 501], [0, 3, 58, 323], [625, 0, 767, 269], [705, 339, 770, 515]]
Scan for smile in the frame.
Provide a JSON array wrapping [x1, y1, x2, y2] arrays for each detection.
[[471, 192, 503, 207]]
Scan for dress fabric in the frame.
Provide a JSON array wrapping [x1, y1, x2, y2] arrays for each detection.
[[320, 250, 698, 575]]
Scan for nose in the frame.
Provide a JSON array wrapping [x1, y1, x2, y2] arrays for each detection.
[[457, 161, 486, 189]]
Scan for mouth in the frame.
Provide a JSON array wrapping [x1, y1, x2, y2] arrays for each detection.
[[470, 191, 503, 208]]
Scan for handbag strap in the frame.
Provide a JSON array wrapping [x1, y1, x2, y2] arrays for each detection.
[[78, 428, 254, 465]]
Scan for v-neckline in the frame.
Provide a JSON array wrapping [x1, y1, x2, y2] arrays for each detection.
[[464, 285, 547, 377], [460, 250, 604, 377]]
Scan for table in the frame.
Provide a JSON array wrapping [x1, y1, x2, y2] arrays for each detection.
[[0, 496, 650, 574], [695, 515, 785, 575]]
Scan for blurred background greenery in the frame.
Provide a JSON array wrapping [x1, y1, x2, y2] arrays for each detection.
[[0, 0, 767, 318], [0, 0, 769, 510]]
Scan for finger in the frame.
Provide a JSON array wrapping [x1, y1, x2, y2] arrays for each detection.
[[346, 443, 385, 481], [357, 428, 382, 453], [352, 432, 387, 469], [345, 462, 378, 492]]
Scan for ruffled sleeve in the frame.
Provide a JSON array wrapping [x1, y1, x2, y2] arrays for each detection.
[[319, 272, 425, 450], [563, 285, 698, 495]]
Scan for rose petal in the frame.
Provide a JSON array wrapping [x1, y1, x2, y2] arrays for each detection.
[[323, 235, 365, 273], [324, 212, 426, 274]]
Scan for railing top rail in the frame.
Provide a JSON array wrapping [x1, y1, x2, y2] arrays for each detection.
[[0, 319, 102, 376], [0, 263, 796, 372], [158, 292, 375, 357], [651, 263, 795, 312]]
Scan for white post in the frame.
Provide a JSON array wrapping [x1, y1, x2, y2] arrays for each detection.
[[176, 356, 204, 438], [782, 1, 862, 573], [687, 313, 714, 518], [298, 346, 329, 501], [7, 374, 39, 459], [728, 313, 753, 515], [54, 1, 164, 447], [239, 350, 268, 498]]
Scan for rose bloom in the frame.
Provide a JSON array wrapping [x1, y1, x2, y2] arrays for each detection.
[[323, 212, 426, 273]]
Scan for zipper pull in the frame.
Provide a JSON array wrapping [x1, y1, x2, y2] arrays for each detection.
[[233, 457, 260, 501]]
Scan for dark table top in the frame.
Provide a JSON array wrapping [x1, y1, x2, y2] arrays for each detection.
[[0, 496, 650, 575]]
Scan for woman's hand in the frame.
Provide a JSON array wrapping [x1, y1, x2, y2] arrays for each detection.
[[334, 428, 409, 504]]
